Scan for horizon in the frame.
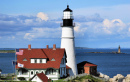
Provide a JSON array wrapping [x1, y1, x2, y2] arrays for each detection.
[[0, 46, 130, 49], [0, 0, 130, 48]]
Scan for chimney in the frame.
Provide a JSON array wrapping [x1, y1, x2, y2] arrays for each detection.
[[53, 44, 56, 50], [28, 44, 31, 50], [46, 45, 49, 49]]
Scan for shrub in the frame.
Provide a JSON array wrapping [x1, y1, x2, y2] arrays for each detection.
[[18, 77, 26, 81]]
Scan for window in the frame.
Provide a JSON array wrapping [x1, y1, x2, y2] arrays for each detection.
[[40, 59, 42, 63], [41, 71, 44, 73], [61, 68, 62, 75], [34, 59, 37, 63], [42, 59, 46, 63], [31, 59, 34, 63], [46, 69, 56, 75], [23, 58, 27, 61], [61, 58, 64, 64], [51, 58, 55, 61], [36, 71, 38, 74], [31, 71, 33, 75], [64, 67, 66, 73]]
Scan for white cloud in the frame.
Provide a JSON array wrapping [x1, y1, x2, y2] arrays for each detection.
[[74, 23, 87, 33], [102, 19, 126, 34], [74, 18, 129, 39], [74, 23, 80, 32], [24, 27, 61, 40], [37, 12, 48, 21], [24, 19, 33, 25]]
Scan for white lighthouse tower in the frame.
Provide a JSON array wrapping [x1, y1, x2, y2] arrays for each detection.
[[61, 5, 78, 76]]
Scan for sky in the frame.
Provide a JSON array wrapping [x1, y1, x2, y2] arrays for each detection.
[[0, 0, 130, 48]]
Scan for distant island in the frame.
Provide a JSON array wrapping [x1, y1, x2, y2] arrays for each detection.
[[85, 52, 126, 54], [0, 50, 15, 53], [75, 47, 93, 49]]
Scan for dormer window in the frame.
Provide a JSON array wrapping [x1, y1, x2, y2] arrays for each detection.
[[31, 58, 46, 63], [51, 58, 55, 61], [23, 58, 27, 61]]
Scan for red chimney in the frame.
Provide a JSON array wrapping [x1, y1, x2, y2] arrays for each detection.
[[46, 45, 49, 49], [53, 44, 56, 50], [28, 44, 31, 50]]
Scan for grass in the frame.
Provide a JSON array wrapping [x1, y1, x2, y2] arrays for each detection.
[[0, 80, 32, 82], [71, 75, 104, 82], [53, 78, 65, 82]]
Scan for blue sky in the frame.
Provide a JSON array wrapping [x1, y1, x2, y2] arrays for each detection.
[[0, 0, 130, 48]]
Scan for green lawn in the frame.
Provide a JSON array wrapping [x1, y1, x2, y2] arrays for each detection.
[[53, 78, 65, 82], [0, 80, 31, 82]]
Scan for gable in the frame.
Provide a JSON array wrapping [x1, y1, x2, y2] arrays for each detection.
[[31, 75, 42, 82]]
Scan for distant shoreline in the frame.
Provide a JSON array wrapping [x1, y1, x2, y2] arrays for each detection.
[[0, 50, 15, 53]]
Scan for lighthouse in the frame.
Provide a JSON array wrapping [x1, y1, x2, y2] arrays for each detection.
[[61, 5, 78, 76]]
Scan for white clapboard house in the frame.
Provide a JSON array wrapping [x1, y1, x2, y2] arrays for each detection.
[[16, 44, 71, 81]]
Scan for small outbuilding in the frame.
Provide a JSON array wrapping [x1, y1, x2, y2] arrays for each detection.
[[30, 73, 50, 82], [77, 61, 97, 76]]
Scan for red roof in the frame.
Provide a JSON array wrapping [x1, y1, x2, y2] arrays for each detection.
[[66, 65, 71, 69], [16, 48, 66, 69], [36, 73, 48, 82], [84, 63, 97, 67], [77, 61, 97, 68]]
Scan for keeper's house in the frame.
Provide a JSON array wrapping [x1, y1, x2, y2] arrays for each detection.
[[16, 44, 71, 81]]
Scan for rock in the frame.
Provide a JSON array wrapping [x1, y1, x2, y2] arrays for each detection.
[[112, 74, 124, 82], [109, 78, 113, 82], [99, 73, 104, 78], [83, 79, 91, 82], [104, 75, 110, 80], [126, 74, 130, 78], [122, 74, 130, 82]]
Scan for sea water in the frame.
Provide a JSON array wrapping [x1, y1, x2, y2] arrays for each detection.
[[76, 48, 130, 78], [0, 48, 130, 78], [0, 53, 15, 74]]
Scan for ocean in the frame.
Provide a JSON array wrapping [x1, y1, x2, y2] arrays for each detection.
[[76, 48, 130, 78], [0, 48, 130, 78]]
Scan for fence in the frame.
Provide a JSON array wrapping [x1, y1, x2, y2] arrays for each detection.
[[1, 73, 15, 77]]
